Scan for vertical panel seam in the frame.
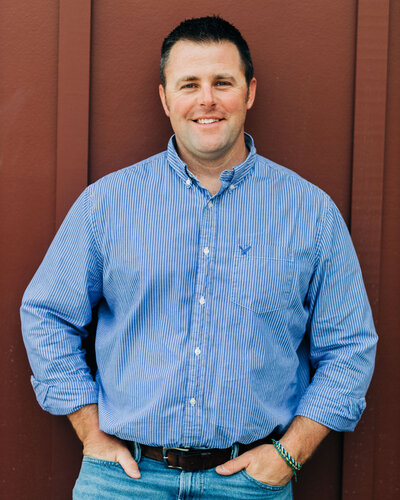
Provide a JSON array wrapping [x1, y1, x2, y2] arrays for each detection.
[[350, 0, 389, 319], [344, 1, 390, 499], [55, 0, 92, 229], [53, 1, 92, 497]]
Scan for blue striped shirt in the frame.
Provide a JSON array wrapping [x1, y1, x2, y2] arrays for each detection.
[[21, 134, 377, 447]]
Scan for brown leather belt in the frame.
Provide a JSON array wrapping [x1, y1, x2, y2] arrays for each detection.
[[129, 435, 277, 472]]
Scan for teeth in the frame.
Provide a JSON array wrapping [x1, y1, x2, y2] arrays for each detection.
[[197, 118, 220, 124]]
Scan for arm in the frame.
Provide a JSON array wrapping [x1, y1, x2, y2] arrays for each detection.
[[21, 187, 102, 414], [67, 404, 140, 479], [294, 199, 378, 431]]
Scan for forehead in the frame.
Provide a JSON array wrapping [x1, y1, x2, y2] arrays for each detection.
[[164, 40, 245, 82]]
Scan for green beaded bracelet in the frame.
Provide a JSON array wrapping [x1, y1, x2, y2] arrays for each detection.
[[271, 439, 302, 482]]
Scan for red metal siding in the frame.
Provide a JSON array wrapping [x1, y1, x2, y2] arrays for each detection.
[[0, 1, 59, 499], [1, 1, 398, 498]]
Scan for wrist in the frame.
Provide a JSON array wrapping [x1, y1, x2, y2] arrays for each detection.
[[278, 436, 306, 465], [278, 416, 331, 465], [67, 403, 101, 444], [271, 439, 302, 482], [82, 427, 106, 444]]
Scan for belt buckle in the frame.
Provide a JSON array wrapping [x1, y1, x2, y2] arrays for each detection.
[[162, 447, 191, 470]]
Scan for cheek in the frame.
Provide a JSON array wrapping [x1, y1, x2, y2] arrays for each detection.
[[169, 96, 194, 120], [221, 94, 247, 114]]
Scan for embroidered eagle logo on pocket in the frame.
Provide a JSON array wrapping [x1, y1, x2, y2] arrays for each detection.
[[239, 245, 252, 255]]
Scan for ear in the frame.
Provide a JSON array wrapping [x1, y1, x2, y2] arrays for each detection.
[[246, 77, 257, 110], [159, 84, 170, 118]]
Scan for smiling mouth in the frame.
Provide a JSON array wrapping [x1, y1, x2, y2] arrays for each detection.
[[194, 118, 224, 124]]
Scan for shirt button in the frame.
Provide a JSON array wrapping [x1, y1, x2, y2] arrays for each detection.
[[229, 184, 235, 190], [190, 398, 196, 406], [195, 347, 201, 356], [199, 296, 206, 305], [186, 179, 192, 186], [207, 200, 213, 208], [203, 247, 210, 256]]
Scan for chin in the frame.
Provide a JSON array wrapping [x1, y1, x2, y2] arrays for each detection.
[[196, 146, 224, 156], [195, 141, 227, 155]]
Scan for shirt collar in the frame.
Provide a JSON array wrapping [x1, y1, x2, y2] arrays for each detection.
[[167, 133, 257, 188]]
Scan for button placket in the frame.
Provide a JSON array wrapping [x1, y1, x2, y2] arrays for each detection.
[[181, 196, 216, 443]]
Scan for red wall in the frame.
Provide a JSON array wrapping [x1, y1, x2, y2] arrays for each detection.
[[1, 1, 398, 498]]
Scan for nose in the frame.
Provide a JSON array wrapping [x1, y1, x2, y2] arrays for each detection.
[[199, 85, 215, 107]]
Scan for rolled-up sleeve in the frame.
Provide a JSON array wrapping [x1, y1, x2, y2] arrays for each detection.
[[20, 186, 102, 415], [295, 199, 378, 431]]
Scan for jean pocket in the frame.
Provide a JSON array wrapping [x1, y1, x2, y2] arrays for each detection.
[[82, 456, 122, 468], [230, 251, 294, 314], [240, 469, 289, 491]]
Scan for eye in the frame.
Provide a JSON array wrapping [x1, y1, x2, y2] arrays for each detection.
[[215, 81, 232, 87], [181, 83, 197, 89]]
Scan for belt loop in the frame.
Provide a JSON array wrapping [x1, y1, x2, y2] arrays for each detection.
[[133, 441, 142, 463], [230, 442, 239, 459]]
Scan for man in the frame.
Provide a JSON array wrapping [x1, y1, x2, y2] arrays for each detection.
[[21, 16, 377, 499]]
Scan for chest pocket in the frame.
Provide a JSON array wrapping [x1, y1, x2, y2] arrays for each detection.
[[230, 243, 294, 314]]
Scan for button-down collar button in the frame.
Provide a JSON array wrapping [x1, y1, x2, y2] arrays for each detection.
[[195, 347, 201, 356], [186, 178, 192, 187], [190, 398, 196, 406], [199, 296, 206, 305], [207, 200, 213, 208], [203, 247, 210, 256], [229, 184, 235, 190]]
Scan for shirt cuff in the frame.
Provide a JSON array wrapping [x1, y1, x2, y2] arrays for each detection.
[[295, 384, 366, 432], [31, 376, 99, 415]]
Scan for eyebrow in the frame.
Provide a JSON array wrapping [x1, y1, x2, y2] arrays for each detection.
[[214, 74, 237, 82], [177, 76, 198, 84]]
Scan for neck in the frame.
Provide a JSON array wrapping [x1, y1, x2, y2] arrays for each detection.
[[176, 137, 249, 186], [187, 150, 248, 197]]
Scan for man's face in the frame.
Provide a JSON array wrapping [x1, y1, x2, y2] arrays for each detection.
[[159, 40, 256, 165]]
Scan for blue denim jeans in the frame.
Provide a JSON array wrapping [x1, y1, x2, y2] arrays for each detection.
[[73, 443, 293, 499]]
